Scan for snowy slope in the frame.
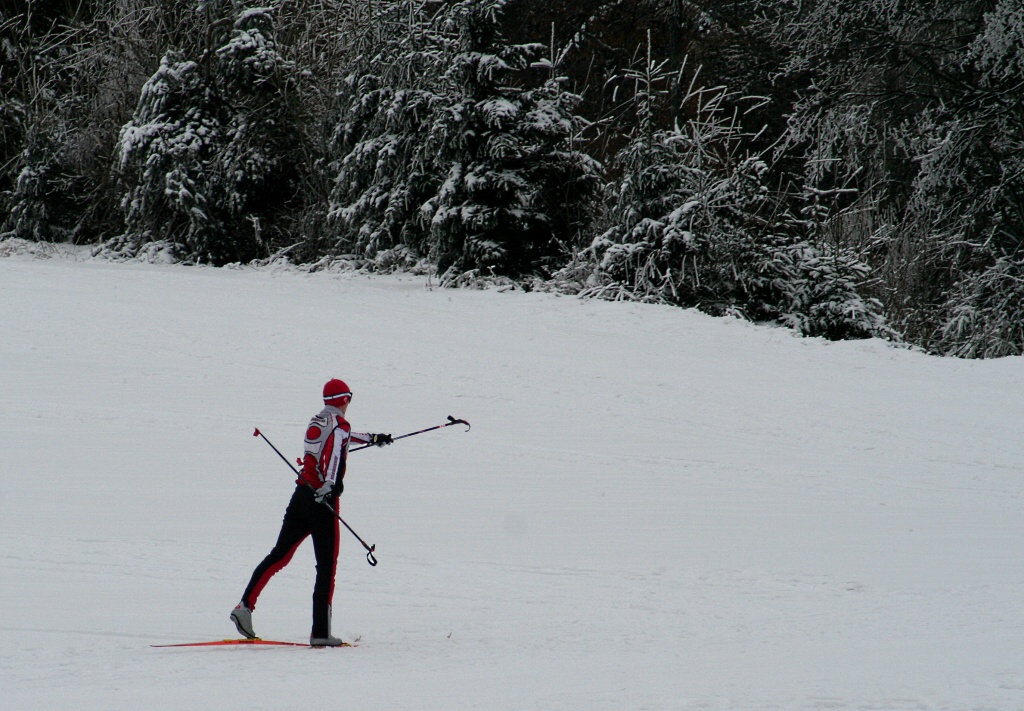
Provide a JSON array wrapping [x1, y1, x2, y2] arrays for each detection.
[[2, 252, 1023, 710]]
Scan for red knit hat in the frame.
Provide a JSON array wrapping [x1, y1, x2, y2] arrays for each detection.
[[323, 378, 352, 404]]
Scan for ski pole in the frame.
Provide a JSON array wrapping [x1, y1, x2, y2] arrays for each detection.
[[349, 415, 471, 452], [253, 428, 378, 567]]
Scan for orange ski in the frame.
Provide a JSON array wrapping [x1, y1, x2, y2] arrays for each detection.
[[151, 638, 354, 648]]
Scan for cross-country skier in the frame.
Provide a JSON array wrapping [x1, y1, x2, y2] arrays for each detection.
[[230, 378, 392, 647]]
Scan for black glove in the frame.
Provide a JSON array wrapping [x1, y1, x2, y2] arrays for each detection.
[[370, 433, 393, 446]]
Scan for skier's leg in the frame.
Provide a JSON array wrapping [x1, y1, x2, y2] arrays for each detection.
[[241, 488, 310, 611], [310, 500, 341, 639]]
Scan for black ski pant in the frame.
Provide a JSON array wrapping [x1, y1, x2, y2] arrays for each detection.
[[241, 485, 340, 638]]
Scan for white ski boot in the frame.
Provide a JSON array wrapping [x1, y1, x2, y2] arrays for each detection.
[[230, 603, 256, 639]]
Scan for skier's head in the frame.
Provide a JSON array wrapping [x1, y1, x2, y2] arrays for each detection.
[[323, 378, 352, 410]]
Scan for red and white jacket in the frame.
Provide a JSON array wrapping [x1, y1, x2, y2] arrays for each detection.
[[297, 405, 373, 490]]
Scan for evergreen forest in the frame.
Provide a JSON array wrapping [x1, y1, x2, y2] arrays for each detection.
[[3, 0, 1023, 357]]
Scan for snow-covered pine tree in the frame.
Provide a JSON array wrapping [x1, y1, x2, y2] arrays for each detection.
[[113, 3, 305, 264], [587, 65, 779, 316], [586, 43, 888, 339], [423, 0, 601, 281], [329, 0, 600, 279], [328, 0, 448, 269]]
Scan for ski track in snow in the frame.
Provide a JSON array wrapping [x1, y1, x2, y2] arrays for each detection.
[[2, 253, 1023, 710]]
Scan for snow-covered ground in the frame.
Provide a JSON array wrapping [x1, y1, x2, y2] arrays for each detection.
[[2, 249, 1023, 710]]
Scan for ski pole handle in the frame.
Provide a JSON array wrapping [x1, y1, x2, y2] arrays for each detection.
[[349, 415, 471, 452]]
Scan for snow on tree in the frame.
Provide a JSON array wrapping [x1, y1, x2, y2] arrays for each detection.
[[330, 0, 600, 279], [931, 0, 1024, 357], [111, 4, 305, 264], [328, 0, 448, 269], [1, 6, 93, 243], [759, 0, 1023, 352], [423, 0, 601, 281], [582, 46, 889, 340]]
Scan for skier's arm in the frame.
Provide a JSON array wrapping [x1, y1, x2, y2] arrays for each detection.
[[352, 431, 393, 446]]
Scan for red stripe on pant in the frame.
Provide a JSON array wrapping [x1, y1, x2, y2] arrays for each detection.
[[243, 534, 307, 611]]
